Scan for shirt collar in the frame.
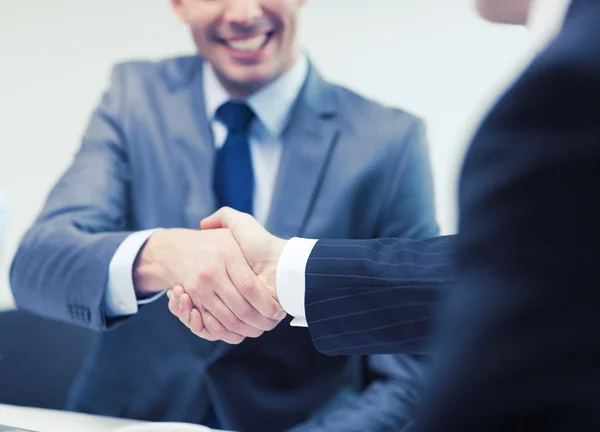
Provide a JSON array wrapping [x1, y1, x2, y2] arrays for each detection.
[[203, 54, 309, 137], [527, 0, 572, 51]]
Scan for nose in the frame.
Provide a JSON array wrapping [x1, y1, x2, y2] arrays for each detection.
[[223, 0, 263, 28]]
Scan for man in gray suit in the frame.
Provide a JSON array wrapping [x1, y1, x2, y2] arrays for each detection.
[[10, 0, 438, 431]]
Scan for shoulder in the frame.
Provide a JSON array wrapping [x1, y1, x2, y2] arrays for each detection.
[[108, 54, 202, 91], [325, 81, 426, 157], [331, 83, 423, 135], [327, 81, 425, 148]]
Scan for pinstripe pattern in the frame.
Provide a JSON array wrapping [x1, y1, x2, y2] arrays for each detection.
[[415, 1, 600, 430], [305, 236, 454, 355]]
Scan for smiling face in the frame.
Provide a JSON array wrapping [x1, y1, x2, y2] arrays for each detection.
[[171, 0, 307, 97]]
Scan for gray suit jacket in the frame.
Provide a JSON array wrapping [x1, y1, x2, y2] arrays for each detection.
[[10, 56, 438, 432]]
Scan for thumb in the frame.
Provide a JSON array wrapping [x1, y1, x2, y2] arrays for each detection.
[[200, 206, 240, 230]]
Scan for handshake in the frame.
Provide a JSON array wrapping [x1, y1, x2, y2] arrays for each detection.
[[134, 207, 290, 345]]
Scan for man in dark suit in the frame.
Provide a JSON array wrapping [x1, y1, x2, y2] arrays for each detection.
[[9, 0, 440, 431], [173, 0, 600, 429]]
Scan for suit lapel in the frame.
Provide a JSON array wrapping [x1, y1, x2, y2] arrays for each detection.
[[266, 66, 340, 238], [161, 56, 218, 228]]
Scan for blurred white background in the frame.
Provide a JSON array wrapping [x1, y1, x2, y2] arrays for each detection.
[[0, 0, 534, 308]]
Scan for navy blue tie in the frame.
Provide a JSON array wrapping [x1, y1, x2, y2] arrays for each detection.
[[214, 101, 255, 215]]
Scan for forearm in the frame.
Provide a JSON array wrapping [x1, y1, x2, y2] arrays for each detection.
[[10, 218, 131, 330], [304, 235, 455, 355]]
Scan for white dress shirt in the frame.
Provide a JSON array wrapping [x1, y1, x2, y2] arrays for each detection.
[[528, 0, 572, 51], [275, 0, 574, 328], [104, 54, 309, 317]]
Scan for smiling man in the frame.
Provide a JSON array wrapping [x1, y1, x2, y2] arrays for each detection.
[[10, 0, 441, 431]]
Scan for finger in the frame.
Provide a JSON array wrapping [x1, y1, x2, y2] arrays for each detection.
[[168, 292, 179, 317], [202, 290, 264, 338], [200, 207, 240, 230], [173, 285, 185, 297], [177, 297, 216, 343], [206, 256, 281, 331], [226, 254, 285, 323], [188, 308, 218, 341], [172, 286, 187, 320], [180, 292, 194, 313], [177, 291, 193, 328], [201, 307, 246, 345], [188, 270, 265, 337], [168, 286, 183, 317], [168, 286, 191, 327]]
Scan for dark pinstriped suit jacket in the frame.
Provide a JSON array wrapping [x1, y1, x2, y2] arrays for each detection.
[[304, 0, 600, 429], [305, 236, 454, 356]]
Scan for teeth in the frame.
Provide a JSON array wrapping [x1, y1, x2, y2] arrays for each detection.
[[227, 34, 267, 52]]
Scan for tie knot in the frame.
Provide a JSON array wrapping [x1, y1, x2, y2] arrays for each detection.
[[216, 101, 255, 133]]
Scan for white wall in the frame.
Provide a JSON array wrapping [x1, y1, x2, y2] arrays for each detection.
[[0, 0, 533, 308]]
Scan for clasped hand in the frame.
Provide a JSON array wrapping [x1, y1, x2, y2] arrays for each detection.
[[155, 208, 288, 344]]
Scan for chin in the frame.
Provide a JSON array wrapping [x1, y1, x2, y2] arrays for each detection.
[[475, 0, 530, 25], [218, 71, 270, 96], [230, 66, 277, 86]]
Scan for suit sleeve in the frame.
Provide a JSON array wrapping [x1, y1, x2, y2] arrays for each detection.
[[304, 120, 454, 356], [415, 35, 600, 430], [10, 64, 136, 330], [293, 120, 451, 431]]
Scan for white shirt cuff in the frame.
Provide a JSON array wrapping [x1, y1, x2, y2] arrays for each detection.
[[276, 237, 318, 327], [104, 228, 163, 317]]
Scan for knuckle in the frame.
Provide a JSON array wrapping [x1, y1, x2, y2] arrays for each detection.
[[196, 267, 217, 285], [266, 302, 280, 319], [236, 306, 253, 322], [223, 246, 238, 263], [238, 276, 257, 297], [225, 317, 241, 332], [241, 212, 252, 223]]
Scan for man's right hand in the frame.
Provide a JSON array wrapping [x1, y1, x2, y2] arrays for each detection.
[[133, 228, 285, 344]]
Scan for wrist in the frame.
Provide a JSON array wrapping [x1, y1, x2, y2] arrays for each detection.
[[133, 230, 174, 297], [262, 237, 288, 301]]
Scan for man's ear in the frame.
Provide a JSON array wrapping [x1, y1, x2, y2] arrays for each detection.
[[170, 0, 189, 23]]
